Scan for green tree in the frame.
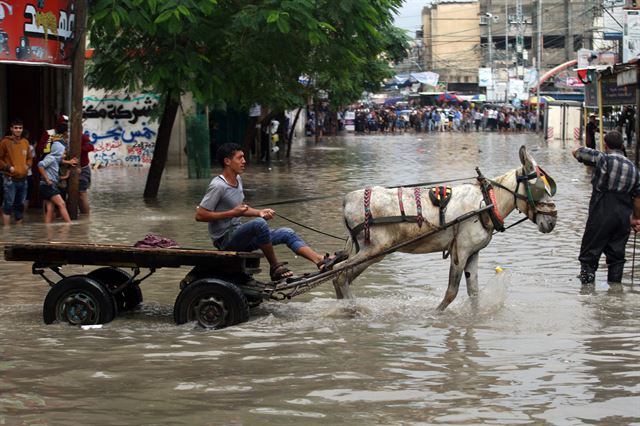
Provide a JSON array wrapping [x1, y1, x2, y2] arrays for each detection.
[[87, 0, 408, 198]]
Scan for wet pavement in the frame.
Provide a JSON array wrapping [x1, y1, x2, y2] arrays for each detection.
[[0, 131, 638, 425]]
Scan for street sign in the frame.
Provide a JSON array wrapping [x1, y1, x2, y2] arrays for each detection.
[[623, 10, 640, 61]]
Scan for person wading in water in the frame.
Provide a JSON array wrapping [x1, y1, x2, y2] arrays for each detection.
[[573, 130, 640, 292]]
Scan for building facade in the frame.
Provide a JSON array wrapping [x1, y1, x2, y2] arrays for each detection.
[[422, 1, 481, 92], [420, 0, 593, 93]]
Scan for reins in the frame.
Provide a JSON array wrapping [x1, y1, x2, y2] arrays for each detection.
[[274, 213, 347, 241], [493, 216, 529, 235], [252, 176, 476, 208]]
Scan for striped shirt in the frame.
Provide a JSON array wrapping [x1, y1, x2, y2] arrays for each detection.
[[575, 147, 640, 197]]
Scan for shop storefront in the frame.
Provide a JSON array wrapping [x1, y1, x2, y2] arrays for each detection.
[[582, 61, 639, 166], [0, 1, 73, 138]]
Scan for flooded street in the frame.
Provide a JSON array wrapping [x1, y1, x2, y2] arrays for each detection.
[[1, 132, 639, 425]]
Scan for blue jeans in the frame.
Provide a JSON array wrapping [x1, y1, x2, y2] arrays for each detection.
[[218, 218, 307, 253], [3, 177, 27, 220]]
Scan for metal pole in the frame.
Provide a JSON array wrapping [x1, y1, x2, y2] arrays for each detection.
[[598, 73, 604, 150], [536, 0, 542, 134], [583, 105, 588, 146]]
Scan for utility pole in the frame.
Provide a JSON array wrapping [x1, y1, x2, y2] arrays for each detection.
[[516, 0, 524, 72], [68, 0, 88, 219], [487, 13, 494, 101], [536, 0, 542, 135], [583, 0, 592, 50], [506, 0, 510, 103], [565, 0, 573, 61]]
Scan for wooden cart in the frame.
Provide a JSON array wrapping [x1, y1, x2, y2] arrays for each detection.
[[4, 242, 269, 329], [3, 205, 499, 330]]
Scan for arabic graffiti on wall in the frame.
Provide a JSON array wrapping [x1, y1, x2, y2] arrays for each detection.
[[83, 92, 160, 167], [0, 1, 75, 66]]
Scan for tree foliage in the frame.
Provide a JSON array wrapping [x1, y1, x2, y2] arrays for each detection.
[[87, 0, 408, 197], [87, 0, 408, 109]]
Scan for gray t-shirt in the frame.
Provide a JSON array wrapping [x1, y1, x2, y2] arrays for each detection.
[[199, 175, 244, 241]]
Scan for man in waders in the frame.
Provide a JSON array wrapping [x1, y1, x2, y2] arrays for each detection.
[[573, 131, 640, 292]]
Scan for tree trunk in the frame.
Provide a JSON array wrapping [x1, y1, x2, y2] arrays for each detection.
[[67, 0, 88, 219], [258, 112, 274, 163], [314, 102, 319, 144], [242, 116, 258, 162], [286, 107, 302, 158], [143, 96, 179, 199]]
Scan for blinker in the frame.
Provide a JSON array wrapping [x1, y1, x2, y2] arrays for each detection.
[[524, 166, 557, 202], [528, 168, 557, 201], [538, 167, 557, 197]]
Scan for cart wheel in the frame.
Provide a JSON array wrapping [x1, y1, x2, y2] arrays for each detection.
[[43, 276, 116, 325], [88, 267, 143, 312], [173, 279, 249, 329]]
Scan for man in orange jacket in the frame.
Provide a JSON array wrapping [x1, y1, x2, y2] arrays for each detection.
[[0, 118, 33, 226]]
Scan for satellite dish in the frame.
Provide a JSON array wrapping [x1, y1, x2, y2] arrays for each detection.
[[493, 15, 500, 22]]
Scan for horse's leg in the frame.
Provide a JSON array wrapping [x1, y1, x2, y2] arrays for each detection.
[[464, 251, 479, 297], [437, 255, 467, 311], [332, 253, 384, 299]]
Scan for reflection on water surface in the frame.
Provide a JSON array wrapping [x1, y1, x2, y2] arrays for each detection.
[[1, 132, 638, 424]]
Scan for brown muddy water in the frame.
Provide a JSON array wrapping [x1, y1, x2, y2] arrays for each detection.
[[1, 132, 638, 425]]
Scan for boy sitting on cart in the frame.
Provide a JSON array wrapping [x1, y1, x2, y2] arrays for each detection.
[[196, 143, 347, 282]]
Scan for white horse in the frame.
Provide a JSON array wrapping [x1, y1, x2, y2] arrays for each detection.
[[333, 146, 557, 310]]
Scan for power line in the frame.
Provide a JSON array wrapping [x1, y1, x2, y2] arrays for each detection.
[[420, 1, 589, 44]]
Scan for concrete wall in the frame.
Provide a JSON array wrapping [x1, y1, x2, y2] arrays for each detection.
[[83, 89, 195, 168], [83, 89, 160, 168], [166, 93, 196, 167]]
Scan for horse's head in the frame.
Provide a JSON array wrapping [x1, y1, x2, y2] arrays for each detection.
[[516, 146, 557, 233]]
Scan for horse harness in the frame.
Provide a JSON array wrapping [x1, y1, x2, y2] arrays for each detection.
[[483, 166, 557, 224], [354, 185, 453, 248], [349, 166, 556, 251], [475, 168, 506, 232]]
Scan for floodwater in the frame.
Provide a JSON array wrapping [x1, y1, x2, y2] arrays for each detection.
[[1, 132, 639, 425]]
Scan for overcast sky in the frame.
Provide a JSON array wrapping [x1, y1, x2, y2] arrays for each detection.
[[394, 0, 429, 33]]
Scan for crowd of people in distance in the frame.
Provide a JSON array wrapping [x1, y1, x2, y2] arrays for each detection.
[[352, 105, 541, 134]]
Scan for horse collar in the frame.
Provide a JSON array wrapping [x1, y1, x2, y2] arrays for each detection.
[[476, 171, 505, 232]]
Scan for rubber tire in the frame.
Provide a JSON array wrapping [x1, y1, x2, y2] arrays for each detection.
[[88, 267, 143, 312], [173, 279, 249, 329], [43, 275, 116, 325]]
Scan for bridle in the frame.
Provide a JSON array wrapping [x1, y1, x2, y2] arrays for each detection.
[[488, 166, 557, 223]]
